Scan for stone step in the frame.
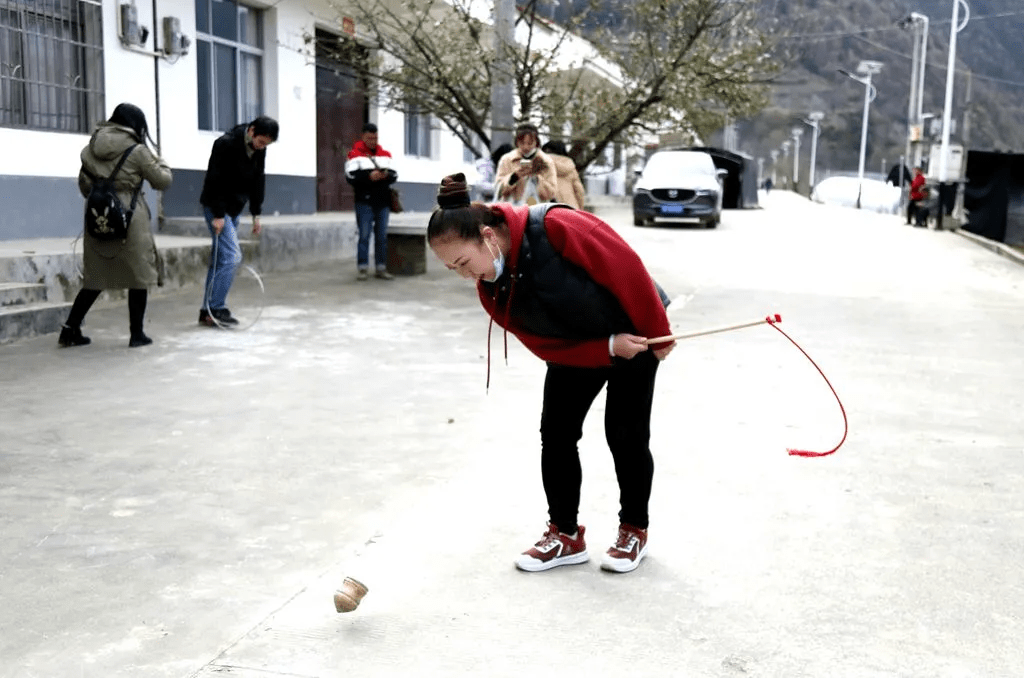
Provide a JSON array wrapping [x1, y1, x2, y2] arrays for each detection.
[[0, 282, 47, 307], [0, 301, 72, 344], [0, 213, 433, 344]]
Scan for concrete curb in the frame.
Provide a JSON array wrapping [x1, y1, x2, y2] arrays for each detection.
[[952, 228, 1024, 267]]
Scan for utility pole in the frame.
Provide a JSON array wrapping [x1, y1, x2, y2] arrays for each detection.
[[900, 13, 929, 170], [913, 15, 929, 168], [938, 0, 969, 230], [490, 0, 515, 152], [790, 126, 803, 191]]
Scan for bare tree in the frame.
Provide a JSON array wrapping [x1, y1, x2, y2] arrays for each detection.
[[319, 0, 778, 171]]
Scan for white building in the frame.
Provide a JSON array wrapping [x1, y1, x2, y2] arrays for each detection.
[[0, 0, 630, 241], [0, 0, 482, 240]]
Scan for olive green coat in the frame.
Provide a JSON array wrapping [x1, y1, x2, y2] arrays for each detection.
[[78, 122, 173, 289]]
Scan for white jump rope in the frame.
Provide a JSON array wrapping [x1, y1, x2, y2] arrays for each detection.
[[72, 225, 266, 332], [204, 222, 266, 331]]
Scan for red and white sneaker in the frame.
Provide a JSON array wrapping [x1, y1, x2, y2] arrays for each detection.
[[514, 523, 589, 572], [600, 523, 648, 573]]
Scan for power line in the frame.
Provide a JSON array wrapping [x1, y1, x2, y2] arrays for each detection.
[[851, 35, 1024, 89], [778, 9, 1024, 42], [778, 11, 1024, 89]]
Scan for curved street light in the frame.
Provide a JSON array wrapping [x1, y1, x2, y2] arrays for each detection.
[[839, 60, 883, 209], [802, 111, 825, 196]]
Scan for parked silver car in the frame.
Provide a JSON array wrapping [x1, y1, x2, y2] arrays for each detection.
[[633, 150, 726, 228]]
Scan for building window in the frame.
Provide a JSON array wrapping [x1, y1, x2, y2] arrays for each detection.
[[0, 0, 105, 133], [405, 104, 432, 158], [195, 0, 264, 132]]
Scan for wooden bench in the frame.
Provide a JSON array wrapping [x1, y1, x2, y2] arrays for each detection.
[[386, 222, 429, 275]]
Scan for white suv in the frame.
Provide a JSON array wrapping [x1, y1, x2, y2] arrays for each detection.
[[632, 150, 726, 228]]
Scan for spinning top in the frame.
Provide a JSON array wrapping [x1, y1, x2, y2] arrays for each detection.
[[334, 577, 369, 613]]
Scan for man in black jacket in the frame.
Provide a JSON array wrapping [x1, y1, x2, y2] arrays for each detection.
[[198, 115, 278, 326]]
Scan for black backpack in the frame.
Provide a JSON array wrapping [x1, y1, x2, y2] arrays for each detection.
[[83, 144, 142, 242]]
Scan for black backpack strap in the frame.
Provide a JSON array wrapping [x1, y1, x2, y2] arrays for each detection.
[[80, 143, 137, 182], [110, 144, 143, 214], [109, 144, 138, 179]]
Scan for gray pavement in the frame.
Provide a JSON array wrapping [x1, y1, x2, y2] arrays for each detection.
[[2, 193, 1023, 677]]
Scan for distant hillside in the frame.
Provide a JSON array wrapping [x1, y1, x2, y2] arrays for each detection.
[[547, 0, 1024, 181], [731, 0, 1024, 181]]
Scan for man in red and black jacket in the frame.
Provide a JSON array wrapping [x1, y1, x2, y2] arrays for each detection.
[[345, 123, 399, 280]]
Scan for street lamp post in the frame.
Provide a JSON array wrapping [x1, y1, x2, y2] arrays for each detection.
[[802, 111, 824, 196], [790, 127, 803, 190], [840, 60, 883, 209], [780, 140, 791, 189]]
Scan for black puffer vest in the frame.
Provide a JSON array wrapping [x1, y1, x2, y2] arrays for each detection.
[[490, 204, 670, 340]]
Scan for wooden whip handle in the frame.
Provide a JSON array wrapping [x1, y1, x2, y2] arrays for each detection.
[[645, 314, 782, 344]]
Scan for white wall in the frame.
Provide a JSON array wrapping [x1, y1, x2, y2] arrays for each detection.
[[0, 0, 489, 190]]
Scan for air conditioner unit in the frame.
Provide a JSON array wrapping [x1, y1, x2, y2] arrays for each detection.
[[119, 3, 149, 47], [162, 17, 191, 56]]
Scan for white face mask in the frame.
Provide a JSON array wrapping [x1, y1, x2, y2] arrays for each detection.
[[485, 240, 505, 283]]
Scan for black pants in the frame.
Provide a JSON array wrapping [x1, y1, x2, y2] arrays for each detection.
[[539, 351, 659, 534], [66, 288, 148, 335], [906, 200, 919, 225]]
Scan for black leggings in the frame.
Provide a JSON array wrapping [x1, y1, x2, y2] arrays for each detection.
[[66, 288, 148, 334], [539, 352, 660, 534]]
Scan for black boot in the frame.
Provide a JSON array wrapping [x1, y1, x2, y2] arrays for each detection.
[[58, 325, 91, 348], [59, 288, 101, 347], [128, 288, 152, 347]]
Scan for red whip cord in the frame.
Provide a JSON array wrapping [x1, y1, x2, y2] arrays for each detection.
[[764, 315, 847, 458]]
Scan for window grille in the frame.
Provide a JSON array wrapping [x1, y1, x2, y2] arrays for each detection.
[[195, 0, 264, 132], [0, 0, 105, 133]]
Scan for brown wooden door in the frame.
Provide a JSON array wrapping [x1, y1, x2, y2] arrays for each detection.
[[315, 30, 368, 211]]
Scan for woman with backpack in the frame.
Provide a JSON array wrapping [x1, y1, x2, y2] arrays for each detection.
[[59, 103, 173, 349]]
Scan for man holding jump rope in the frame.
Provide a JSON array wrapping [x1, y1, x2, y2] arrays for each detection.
[[198, 115, 278, 327]]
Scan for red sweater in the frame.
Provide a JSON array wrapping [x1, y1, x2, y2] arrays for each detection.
[[478, 204, 672, 368], [910, 173, 926, 201]]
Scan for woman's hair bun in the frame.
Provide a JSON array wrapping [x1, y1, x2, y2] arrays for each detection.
[[437, 173, 471, 209]]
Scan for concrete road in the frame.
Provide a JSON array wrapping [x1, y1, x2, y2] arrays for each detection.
[[1, 192, 1022, 677]]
